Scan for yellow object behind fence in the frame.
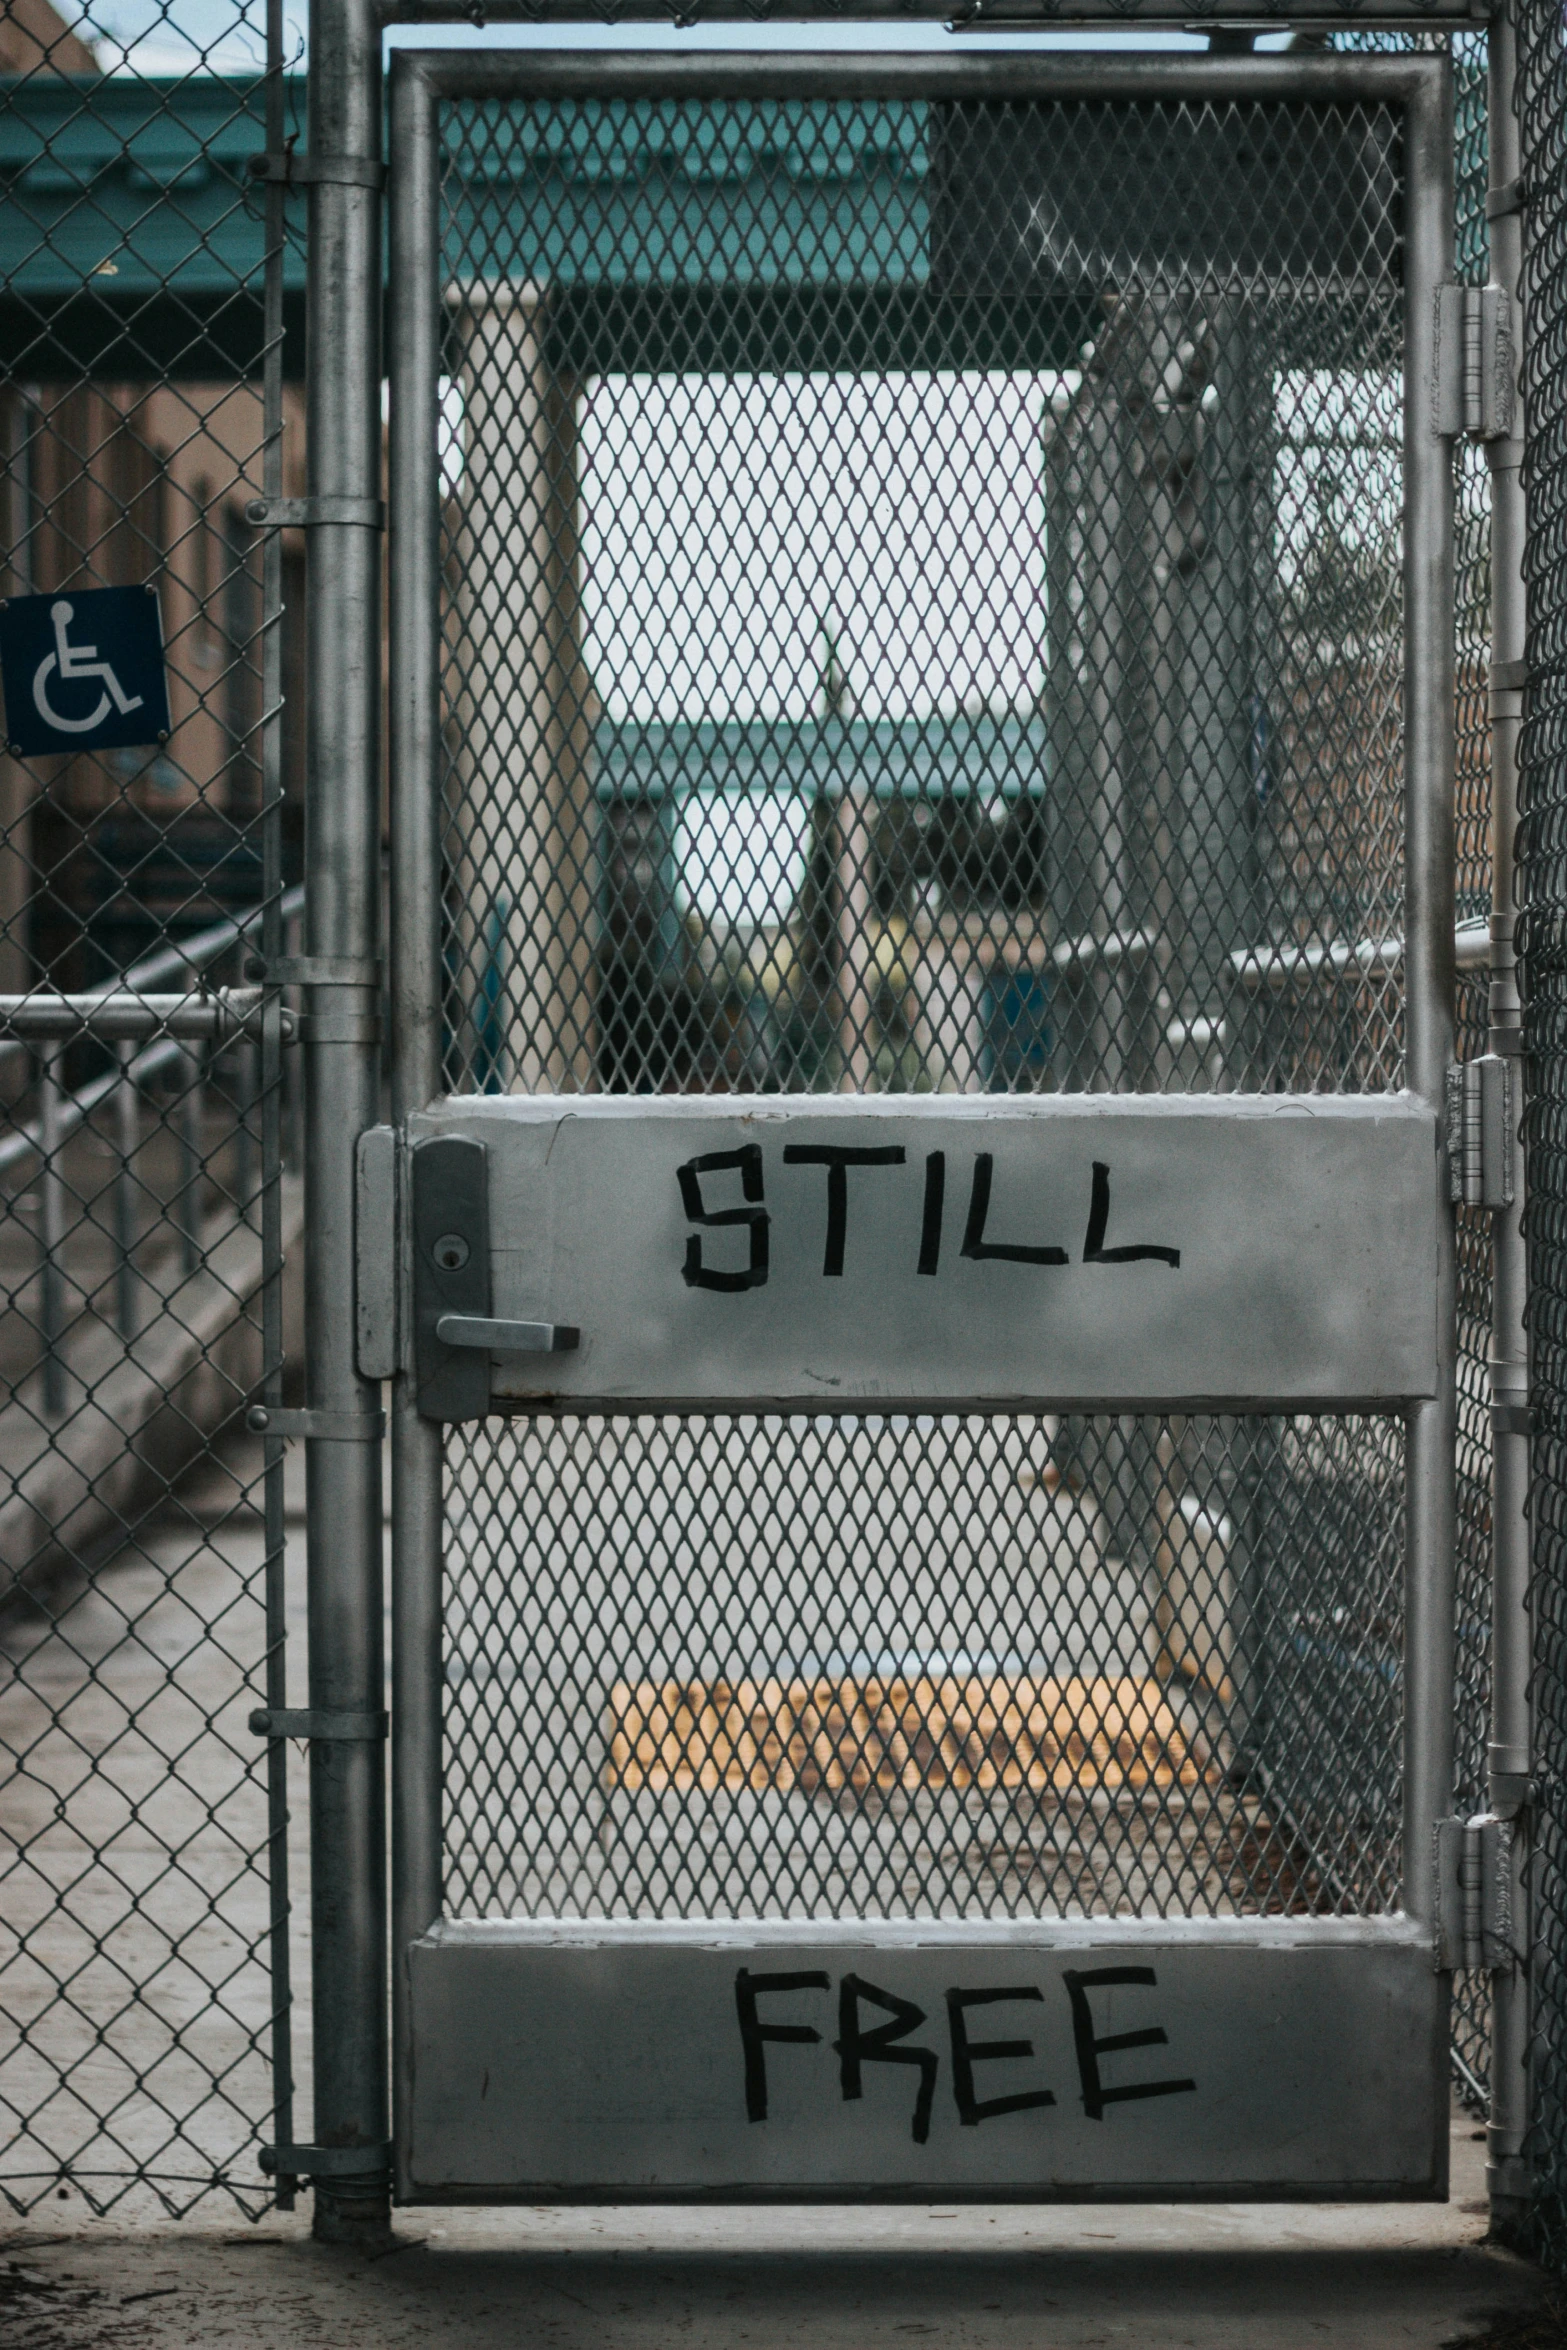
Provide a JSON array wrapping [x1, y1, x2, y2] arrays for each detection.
[[606, 1673, 1203, 1798]]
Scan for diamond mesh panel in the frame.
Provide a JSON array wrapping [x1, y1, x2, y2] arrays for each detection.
[[1449, 31, 1495, 2118], [0, 9, 302, 2217], [433, 88, 1425, 1932]]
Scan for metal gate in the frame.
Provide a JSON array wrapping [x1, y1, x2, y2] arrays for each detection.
[[380, 49, 1459, 2201]]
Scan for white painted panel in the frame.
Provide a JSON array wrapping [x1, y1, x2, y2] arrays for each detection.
[[407, 1092, 1439, 1411]]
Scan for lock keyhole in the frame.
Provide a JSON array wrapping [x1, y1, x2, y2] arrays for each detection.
[[432, 1231, 471, 1273]]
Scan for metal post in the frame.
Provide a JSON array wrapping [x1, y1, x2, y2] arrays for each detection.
[[37, 1045, 65, 1417], [260, 0, 296, 2212], [303, 0, 389, 2245], [114, 1041, 138, 1339], [1485, 3, 1533, 2233], [283, 899, 303, 1169], [1401, 56, 1459, 1950], [388, 50, 446, 2207]]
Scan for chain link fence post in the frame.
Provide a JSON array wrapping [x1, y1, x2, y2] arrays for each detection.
[[298, 0, 390, 2244], [1482, 0, 1533, 2236]]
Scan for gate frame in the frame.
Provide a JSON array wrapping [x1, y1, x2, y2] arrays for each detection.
[[379, 44, 1456, 2208]]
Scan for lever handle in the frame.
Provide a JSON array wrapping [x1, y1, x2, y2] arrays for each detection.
[[435, 1313, 579, 1356]]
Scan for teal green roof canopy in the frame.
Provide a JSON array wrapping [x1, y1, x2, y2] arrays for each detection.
[[0, 74, 307, 377]]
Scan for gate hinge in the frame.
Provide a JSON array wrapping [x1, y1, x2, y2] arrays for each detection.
[[246, 1404, 386, 1443], [249, 1707, 388, 1742], [244, 496, 385, 532], [1434, 283, 1516, 441], [1445, 1056, 1514, 1209], [1433, 1812, 1520, 1973], [264, 953, 383, 988], [260, 2140, 391, 2181], [246, 150, 386, 192]]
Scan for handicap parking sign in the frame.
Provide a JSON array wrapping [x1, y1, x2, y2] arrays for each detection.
[[0, 586, 171, 758]]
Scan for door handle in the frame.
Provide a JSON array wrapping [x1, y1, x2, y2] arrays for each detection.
[[435, 1313, 580, 1355]]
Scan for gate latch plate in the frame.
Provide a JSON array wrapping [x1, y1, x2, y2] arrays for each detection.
[[411, 1134, 492, 1421]]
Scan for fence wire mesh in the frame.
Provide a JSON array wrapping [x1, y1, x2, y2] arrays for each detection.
[[1517, 0, 1567, 2272], [0, 4, 302, 2217], [434, 86, 1439, 1936]]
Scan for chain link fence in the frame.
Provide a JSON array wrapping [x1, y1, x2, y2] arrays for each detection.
[[0, 0, 304, 2217], [1450, 27, 1497, 2118], [1516, 0, 1567, 2274], [0, 6, 1542, 2228]]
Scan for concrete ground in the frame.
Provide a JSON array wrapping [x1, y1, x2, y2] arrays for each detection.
[[0, 2114, 1555, 2350]]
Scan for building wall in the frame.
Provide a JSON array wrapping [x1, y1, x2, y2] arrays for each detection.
[[0, 378, 307, 996]]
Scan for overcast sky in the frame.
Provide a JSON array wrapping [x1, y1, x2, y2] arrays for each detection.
[[78, 0, 1237, 78]]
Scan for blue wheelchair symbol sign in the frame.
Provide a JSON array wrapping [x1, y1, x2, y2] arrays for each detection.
[[0, 586, 171, 757]]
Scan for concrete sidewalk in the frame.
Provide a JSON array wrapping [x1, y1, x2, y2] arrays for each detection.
[[1, 2116, 1553, 2350]]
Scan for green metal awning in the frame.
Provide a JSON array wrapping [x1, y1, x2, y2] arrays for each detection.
[[0, 75, 1097, 382], [0, 73, 307, 377]]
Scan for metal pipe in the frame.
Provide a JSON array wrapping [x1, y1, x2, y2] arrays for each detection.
[[259, 0, 295, 2203], [37, 1045, 65, 1419], [1399, 56, 1458, 1966], [1230, 921, 1490, 988], [388, 27, 1472, 64], [303, 0, 390, 2244], [114, 1041, 138, 1341], [0, 888, 304, 1076], [283, 898, 304, 1172], [388, 47, 447, 2210], [0, 988, 276, 1041], [1484, 2, 1533, 2233]]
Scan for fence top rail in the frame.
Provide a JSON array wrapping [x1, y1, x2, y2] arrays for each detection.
[[393, 47, 1453, 100]]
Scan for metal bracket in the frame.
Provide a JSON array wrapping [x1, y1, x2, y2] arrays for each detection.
[[267, 953, 383, 987], [246, 1404, 386, 1442], [249, 1707, 388, 1741], [247, 151, 386, 192], [244, 495, 386, 532], [1492, 1402, 1534, 1439], [260, 2141, 391, 2180], [1446, 1056, 1514, 1209], [1434, 1813, 1519, 1973], [1434, 283, 1516, 442], [1487, 175, 1525, 222], [296, 1005, 383, 1045]]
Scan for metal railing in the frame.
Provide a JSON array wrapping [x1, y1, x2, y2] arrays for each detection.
[[0, 886, 302, 1403]]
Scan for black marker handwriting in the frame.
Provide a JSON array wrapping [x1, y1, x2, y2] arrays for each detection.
[[677, 1146, 770, 1293], [1061, 1967, 1198, 2120], [960, 1152, 1069, 1266], [782, 1145, 907, 1277]]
